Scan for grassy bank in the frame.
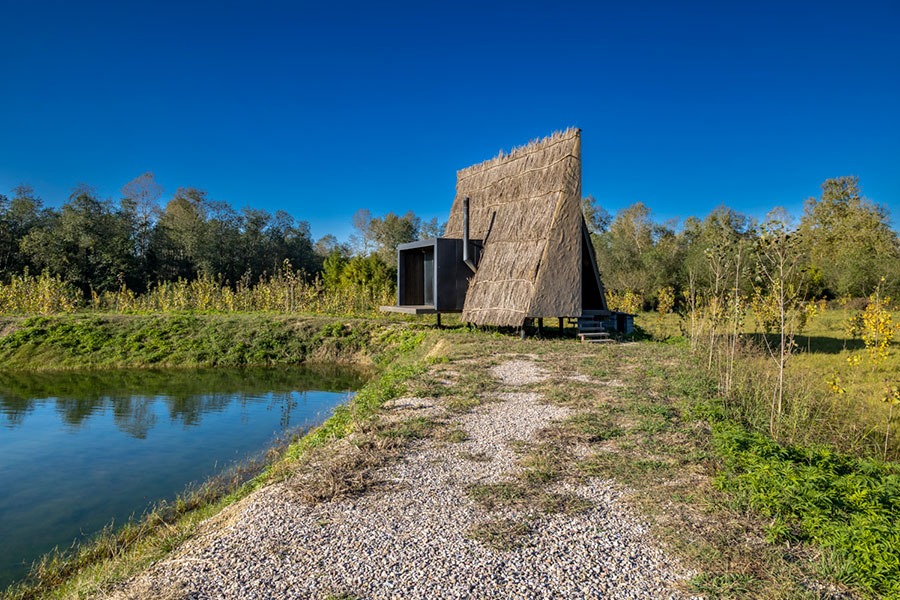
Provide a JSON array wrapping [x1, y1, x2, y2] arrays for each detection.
[[1, 318, 439, 600], [0, 313, 424, 370], [3, 317, 898, 599]]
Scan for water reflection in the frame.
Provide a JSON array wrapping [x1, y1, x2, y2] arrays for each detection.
[[0, 365, 370, 436], [0, 364, 368, 588]]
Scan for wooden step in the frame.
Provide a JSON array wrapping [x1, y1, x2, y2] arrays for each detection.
[[577, 327, 609, 333], [578, 331, 610, 338], [580, 336, 615, 343]]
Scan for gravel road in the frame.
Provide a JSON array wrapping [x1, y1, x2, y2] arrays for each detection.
[[113, 359, 695, 600]]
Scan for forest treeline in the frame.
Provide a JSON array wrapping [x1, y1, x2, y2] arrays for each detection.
[[0, 173, 441, 299], [586, 175, 900, 308], [1, 172, 897, 306]]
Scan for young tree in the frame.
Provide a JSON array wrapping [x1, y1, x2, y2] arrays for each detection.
[[322, 247, 349, 289], [681, 205, 753, 293], [752, 209, 806, 439], [349, 208, 375, 256], [120, 172, 163, 265]]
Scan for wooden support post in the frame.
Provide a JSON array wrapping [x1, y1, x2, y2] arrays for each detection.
[[436, 313, 442, 328], [536, 318, 543, 338]]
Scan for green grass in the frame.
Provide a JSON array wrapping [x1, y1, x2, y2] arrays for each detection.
[[378, 416, 436, 440], [467, 482, 531, 509], [439, 427, 469, 443], [0, 313, 426, 370], [712, 422, 900, 599], [592, 339, 900, 598], [641, 308, 900, 461], [644, 308, 900, 418]]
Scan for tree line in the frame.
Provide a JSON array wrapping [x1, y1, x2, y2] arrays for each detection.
[[1, 173, 896, 305], [0, 173, 442, 298], [586, 176, 900, 309]]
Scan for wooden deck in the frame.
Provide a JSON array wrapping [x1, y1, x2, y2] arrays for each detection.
[[379, 305, 462, 315]]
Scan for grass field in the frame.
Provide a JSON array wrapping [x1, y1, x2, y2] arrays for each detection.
[[645, 307, 900, 405], [641, 306, 900, 460]]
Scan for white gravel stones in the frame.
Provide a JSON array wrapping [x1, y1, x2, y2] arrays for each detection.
[[490, 359, 550, 386], [113, 360, 695, 600]]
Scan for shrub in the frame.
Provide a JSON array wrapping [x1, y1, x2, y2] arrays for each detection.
[[712, 422, 900, 598]]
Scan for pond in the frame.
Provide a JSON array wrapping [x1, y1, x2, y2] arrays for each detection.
[[0, 364, 369, 590]]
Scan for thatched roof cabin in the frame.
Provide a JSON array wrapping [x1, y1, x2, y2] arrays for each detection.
[[445, 128, 607, 326], [383, 129, 610, 331]]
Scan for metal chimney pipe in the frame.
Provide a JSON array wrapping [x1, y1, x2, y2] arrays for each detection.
[[462, 197, 476, 272]]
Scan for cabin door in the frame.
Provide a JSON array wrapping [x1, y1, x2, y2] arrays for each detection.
[[423, 248, 434, 306]]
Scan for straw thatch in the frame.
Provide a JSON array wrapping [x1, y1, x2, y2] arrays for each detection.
[[445, 128, 605, 326]]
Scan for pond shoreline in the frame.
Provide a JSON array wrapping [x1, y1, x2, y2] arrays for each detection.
[[0, 315, 433, 599], [0, 364, 369, 589]]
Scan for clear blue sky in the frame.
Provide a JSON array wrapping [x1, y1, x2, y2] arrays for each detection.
[[1, 1, 897, 241]]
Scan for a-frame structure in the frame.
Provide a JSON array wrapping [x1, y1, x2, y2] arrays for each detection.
[[443, 128, 608, 327]]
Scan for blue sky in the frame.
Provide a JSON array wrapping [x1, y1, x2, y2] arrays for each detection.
[[1, 1, 897, 241]]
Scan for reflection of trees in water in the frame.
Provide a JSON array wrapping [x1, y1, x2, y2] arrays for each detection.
[[112, 396, 157, 439], [167, 393, 235, 427], [0, 364, 368, 436], [0, 392, 29, 428], [269, 391, 299, 428]]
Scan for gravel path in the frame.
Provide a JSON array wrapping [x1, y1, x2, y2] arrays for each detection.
[[113, 360, 695, 600]]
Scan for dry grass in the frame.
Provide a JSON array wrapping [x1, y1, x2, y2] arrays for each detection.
[[0, 266, 396, 318], [641, 308, 900, 460], [466, 519, 531, 551], [437, 427, 468, 443], [290, 411, 459, 504], [556, 342, 861, 599], [292, 432, 406, 504], [438, 333, 862, 598], [458, 451, 492, 462]]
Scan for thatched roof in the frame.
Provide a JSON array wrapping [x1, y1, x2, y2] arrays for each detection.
[[446, 128, 599, 326]]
